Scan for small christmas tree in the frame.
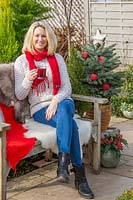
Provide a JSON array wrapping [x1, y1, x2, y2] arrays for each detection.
[[77, 30, 124, 101]]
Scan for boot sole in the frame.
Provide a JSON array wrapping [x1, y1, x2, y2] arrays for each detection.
[[57, 175, 69, 183], [79, 192, 94, 199]]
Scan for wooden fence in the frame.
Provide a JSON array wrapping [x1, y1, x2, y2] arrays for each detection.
[[87, 1, 133, 64], [37, 0, 86, 46], [37, 0, 133, 64]]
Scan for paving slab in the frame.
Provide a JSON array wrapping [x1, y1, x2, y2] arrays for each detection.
[[110, 117, 129, 125], [7, 170, 52, 199], [102, 164, 133, 179], [7, 169, 133, 200]]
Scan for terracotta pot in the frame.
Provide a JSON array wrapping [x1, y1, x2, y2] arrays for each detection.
[[85, 104, 112, 132]]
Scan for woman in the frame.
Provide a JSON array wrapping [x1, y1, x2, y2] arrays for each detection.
[[14, 20, 94, 199]]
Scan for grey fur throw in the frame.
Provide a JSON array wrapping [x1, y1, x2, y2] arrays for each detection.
[[0, 63, 30, 123]]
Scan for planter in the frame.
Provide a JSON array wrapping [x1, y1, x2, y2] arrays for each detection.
[[122, 110, 133, 119], [101, 150, 120, 168], [85, 104, 112, 132]]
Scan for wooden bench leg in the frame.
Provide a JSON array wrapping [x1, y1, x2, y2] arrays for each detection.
[[92, 142, 100, 174], [44, 149, 53, 161], [0, 124, 10, 200], [0, 130, 7, 200], [92, 103, 101, 174]]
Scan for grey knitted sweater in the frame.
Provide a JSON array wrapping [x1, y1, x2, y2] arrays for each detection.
[[14, 53, 72, 116]]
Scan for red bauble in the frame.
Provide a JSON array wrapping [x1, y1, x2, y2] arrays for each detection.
[[82, 51, 89, 59], [98, 56, 104, 62], [90, 73, 98, 81], [102, 83, 110, 90]]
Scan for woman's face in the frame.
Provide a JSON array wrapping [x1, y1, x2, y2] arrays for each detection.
[[32, 26, 48, 52]]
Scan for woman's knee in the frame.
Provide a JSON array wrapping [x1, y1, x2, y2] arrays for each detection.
[[58, 99, 75, 115]]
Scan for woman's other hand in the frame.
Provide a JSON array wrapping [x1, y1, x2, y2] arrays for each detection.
[[45, 99, 58, 120], [28, 69, 38, 81]]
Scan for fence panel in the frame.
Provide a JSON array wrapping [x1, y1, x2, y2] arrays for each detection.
[[37, 0, 85, 46], [37, 0, 133, 64], [89, 2, 133, 64]]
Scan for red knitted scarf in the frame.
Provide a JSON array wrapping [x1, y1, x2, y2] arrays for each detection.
[[25, 50, 61, 95]]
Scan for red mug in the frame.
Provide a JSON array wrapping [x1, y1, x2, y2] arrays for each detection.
[[37, 68, 46, 79]]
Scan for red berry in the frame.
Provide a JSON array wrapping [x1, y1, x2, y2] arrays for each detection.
[[102, 83, 110, 90], [90, 73, 98, 81], [82, 51, 89, 59], [98, 56, 104, 62]]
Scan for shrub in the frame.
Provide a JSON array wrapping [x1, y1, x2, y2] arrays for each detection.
[[11, 0, 51, 53], [111, 65, 133, 117], [115, 188, 133, 200], [122, 64, 133, 96], [0, 0, 18, 63], [67, 47, 91, 115], [111, 96, 124, 117]]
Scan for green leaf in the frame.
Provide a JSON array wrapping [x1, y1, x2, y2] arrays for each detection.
[[104, 145, 111, 152]]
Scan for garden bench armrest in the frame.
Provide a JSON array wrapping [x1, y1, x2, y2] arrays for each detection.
[[0, 123, 10, 132], [71, 94, 108, 104]]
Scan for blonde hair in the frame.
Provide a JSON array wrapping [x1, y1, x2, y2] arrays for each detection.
[[22, 21, 57, 55]]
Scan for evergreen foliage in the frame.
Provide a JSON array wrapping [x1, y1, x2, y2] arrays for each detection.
[[11, 0, 51, 53], [77, 42, 124, 101], [67, 47, 88, 95], [0, 0, 18, 63], [120, 64, 133, 113], [67, 47, 90, 114], [122, 64, 133, 99]]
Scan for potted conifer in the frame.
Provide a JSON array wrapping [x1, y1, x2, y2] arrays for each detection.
[[77, 30, 124, 131]]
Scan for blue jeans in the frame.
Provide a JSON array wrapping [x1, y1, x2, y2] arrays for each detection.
[[33, 99, 82, 167]]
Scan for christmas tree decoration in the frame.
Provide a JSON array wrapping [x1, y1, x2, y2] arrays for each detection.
[[92, 29, 106, 45], [102, 83, 110, 90], [82, 51, 89, 59], [90, 73, 98, 81], [77, 40, 124, 101], [98, 56, 104, 62]]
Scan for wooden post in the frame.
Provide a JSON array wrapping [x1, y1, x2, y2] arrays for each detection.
[[93, 103, 101, 174], [0, 123, 10, 200]]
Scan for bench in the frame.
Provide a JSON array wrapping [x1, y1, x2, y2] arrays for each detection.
[[0, 94, 108, 200]]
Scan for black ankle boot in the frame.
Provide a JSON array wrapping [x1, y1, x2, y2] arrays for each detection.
[[73, 164, 94, 199], [57, 152, 70, 183]]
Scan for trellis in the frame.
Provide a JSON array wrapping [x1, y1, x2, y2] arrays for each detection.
[[37, 0, 86, 47]]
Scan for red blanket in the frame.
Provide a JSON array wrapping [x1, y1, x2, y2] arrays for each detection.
[[0, 103, 36, 171]]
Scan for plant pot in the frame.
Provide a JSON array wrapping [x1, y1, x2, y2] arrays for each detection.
[[85, 104, 112, 132], [101, 150, 120, 168], [122, 110, 133, 119]]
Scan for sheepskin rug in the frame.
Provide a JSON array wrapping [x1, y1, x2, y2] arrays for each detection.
[[24, 115, 92, 154]]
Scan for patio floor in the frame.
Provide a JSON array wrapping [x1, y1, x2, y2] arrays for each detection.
[[7, 117, 133, 200]]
